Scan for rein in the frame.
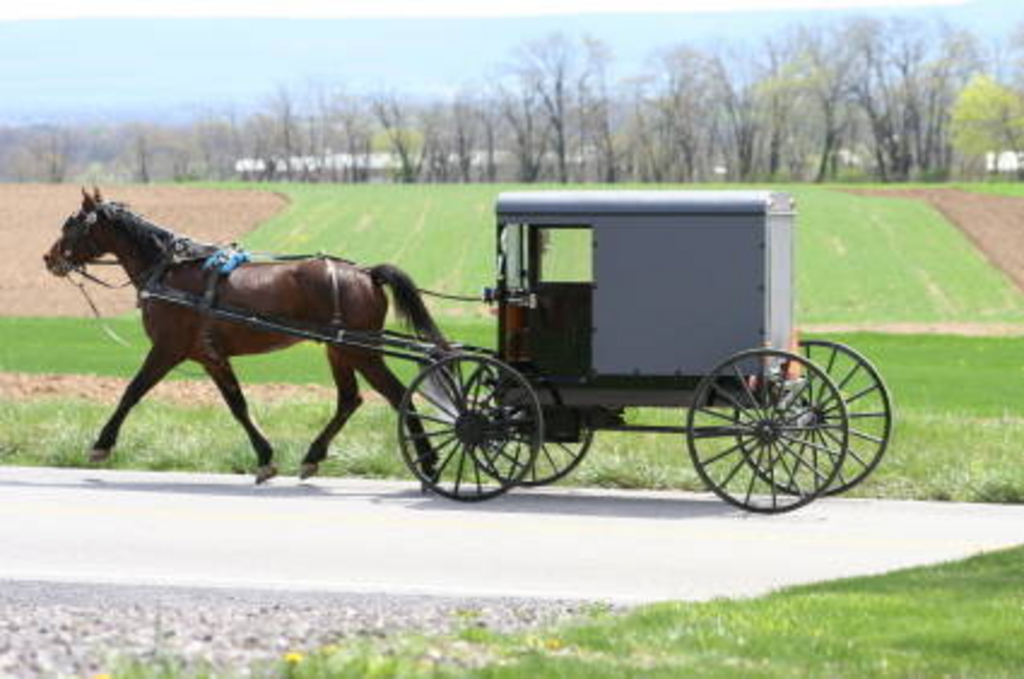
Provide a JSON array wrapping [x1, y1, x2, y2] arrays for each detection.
[[69, 261, 134, 290], [416, 287, 484, 303], [64, 270, 133, 348]]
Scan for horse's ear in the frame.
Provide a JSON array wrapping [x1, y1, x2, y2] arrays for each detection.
[[81, 187, 97, 212], [92, 186, 104, 204]]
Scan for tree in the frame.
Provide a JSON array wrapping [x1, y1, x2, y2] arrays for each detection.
[[500, 83, 547, 182], [516, 34, 579, 183], [952, 74, 1024, 177], [793, 26, 856, 182], [580, 37, 619, 183], [712, 51, 761, 181], [371, 93, 422, 183]]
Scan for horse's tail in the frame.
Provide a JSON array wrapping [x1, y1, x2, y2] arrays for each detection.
[[369, 264, 450, 351]]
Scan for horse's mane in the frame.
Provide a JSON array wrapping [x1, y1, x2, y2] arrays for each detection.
[[99, 201, 179, 263]]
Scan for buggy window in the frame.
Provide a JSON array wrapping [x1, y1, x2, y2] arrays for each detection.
[[537, 227, 592, 283], [499, 223, 527, 291]]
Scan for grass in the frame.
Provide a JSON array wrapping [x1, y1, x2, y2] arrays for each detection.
[[3, 181, 1022, 498], [957, 181, 1024, 199], [2, 331, 1023, 504], [0, 315, 492, 385], [109, 545, 1024, 677], [223, 182, 1024, 324]]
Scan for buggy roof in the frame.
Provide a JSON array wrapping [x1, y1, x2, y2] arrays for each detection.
[[495, 190, 790, 220]]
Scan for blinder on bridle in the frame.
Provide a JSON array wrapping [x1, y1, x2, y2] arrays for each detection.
[[50, 208, 106, 276]]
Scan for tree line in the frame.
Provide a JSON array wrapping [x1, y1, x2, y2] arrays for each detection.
[[4, 15, 1024, 185]]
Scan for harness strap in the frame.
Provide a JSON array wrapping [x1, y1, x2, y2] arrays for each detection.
[[325, 257, 344, 327]]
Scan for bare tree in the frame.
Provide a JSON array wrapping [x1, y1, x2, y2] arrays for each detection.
[[131, 126, 152, 183], [793, 26, 857, 182], [579, 37, 618, 182], [268, 86, 300, 180], [450, 93, 479, 183], [516, 34, 579, 183], [648, 47, 718, 182], [372, 93, 421, 183], [712, 50, 762, 181], [500, 83, 548, 182]]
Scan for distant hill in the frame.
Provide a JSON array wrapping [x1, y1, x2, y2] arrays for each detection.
[[1, 0, 1021, 124]]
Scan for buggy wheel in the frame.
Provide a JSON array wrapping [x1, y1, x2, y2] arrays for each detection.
[[520, 427, 594, 487], [398, 354, 542, 502], [801, 339, 893, 495], [687, 348, 849, 513], [518, 381, 594, 487]]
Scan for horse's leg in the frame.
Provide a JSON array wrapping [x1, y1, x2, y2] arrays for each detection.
[[202, 359, 277, 484], [356, 356, 437, 479], [299, 348, 363, 480], [91, 346, 183, 462]]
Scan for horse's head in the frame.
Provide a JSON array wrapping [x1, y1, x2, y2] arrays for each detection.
[[44, 187, 111, 277]]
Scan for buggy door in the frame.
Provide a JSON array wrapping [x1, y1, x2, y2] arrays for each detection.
[[527, 226, 593, 379]]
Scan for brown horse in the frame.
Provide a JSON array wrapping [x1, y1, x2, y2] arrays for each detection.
[[43, 188, 445, 483]]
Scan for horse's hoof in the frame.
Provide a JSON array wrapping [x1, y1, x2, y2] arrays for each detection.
[[298, 462, 319, 480], [254, 464, 278, 484], [89, 448, 112, 463]]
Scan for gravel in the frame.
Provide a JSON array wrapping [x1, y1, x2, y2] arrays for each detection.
[[0, 580, 603, 677]]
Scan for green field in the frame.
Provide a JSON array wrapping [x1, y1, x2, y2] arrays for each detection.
[[2, 326, 1022, 504], [228, 183, 1024, 324], [2, 182, 1023, 502]]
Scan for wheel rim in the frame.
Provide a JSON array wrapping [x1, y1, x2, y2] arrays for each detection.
[[398, 354, 542, 502], [687, 349, 849, 513], [520, 428, 595, 487], [801, 340, 893, 495]]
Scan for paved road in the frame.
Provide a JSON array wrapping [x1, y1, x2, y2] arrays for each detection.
[[2, 466, 1023, 604]]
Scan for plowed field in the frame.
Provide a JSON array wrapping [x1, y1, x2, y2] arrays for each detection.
[[0, 185, 287, 317], [846, 187, 1024, 292]]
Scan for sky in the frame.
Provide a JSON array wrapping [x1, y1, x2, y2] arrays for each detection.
[[0, 0, 1008, 123], [0, 0, 969, 21]]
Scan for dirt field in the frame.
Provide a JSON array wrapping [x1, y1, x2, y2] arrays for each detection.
[[0, 184, 288, 317], [846, 187, 1024, 292], [0, 371, 341, 406]]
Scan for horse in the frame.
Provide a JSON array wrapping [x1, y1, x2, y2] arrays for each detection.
[[43, 188, 445, 483]]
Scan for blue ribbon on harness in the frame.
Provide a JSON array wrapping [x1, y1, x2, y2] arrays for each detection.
[[203, 247, 251, 274]]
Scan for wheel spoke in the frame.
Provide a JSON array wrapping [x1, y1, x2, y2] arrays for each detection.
[[817, 426, 871, 469], [766, 443, 778, 509], [845, 382, 880, 406], [451, 445, 469, 495], [697, 406, 755, 429], [407, 426, 457, 440], [718, 453, 751, 489], [733, 365, 766, 418], [710, 381, 760, 423], [699, 439, 748, 467], [772, 440, 805, 497], [776, 435, 832, 484], [429, 439, 462, 478], [778, 431, 842, 460], [407, 410, 457, 427], [834, 362, 862, 392], [743, 445, 767, 507], [471, 448, 484, 494], [462, 364, 488, 408], [849, 427, 884, 445], [848, 411, 888, 420], [413, 385, 461, 419], [826, 344, 839, 374]]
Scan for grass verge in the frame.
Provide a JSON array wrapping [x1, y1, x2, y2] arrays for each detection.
[[109, 545, 1024, 677], [2, 332, 1022, 504]]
